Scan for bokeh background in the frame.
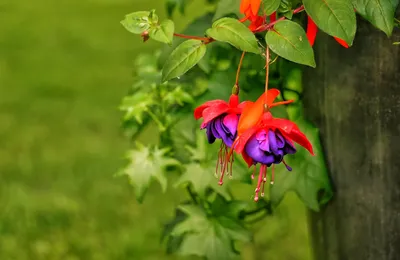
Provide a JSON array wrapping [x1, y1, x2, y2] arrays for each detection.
[[0, 0, 312, 259]]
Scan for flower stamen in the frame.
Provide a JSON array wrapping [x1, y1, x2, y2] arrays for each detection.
[[282, 159, 292, 171], [261, 166, 267, 197], [254, 164, 266, 201]]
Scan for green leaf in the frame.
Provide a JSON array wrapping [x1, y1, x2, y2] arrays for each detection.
[[353, 0, 395, 36], [149, 19, 175, 44], [172, 204, 250, 259], [175, 163, 232, 200], [161, 39, 207, 82], [119, 92, 155, 124], [120, 11, 151, 34], [270, 120, 333, 211], [263, 0, 281, 16], [265, 20, 316, 67], [303, 0, 356, 45], [213, 0, 242, 21], [118, 144, 180, 202], [206, 18, 261, 54]]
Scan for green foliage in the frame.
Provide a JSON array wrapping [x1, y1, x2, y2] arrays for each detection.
[[121, 11, 153, 34], [170, 202, 250, 259], [206, 18, 261, 54], [118, 0, 398, 258], [121, 9, 175, 44], [149, 19, 175, 44], [303, 0, 357, 45], [161, 39, 207, 82], [353, 0, 396, 36], [265, 20, 316, 67], [263, 0, 282, 16], [118, 143, 180, 202], [270, 118, 333, 211]]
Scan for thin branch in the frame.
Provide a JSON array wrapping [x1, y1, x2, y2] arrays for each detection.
[[254, 5, 305, 33], [235, 52, 246, 87]]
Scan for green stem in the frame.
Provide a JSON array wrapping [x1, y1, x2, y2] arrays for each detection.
[[147, 110, 165, 132]]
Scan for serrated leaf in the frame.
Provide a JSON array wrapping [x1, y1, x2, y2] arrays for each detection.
[[118, 144, 180, 202], [353, 0, 395, 36], [266, 20, 316, 67], [175, 163, 232, 200], [270, 120, 333, 211], [263, 0, 281, 15], [206, 18, 261, 54], [172, 204, 250, 259], [213, 0, 242, 20], [161, 39, 207, 82], [303, 0, 356, 45], [120, 11, 151, 34], [119, 92, 155, 124], [149, 19, 175, 44]]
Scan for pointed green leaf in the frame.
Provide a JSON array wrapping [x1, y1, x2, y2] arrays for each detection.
[[172, 204, 250, 260], [263, 0, 281, 16], [206, 18, 261, 54], [353, 0, 395, 36], [175, 163, 232, 200], [161, 39, 207, 82], [266, 20, 316, 67], [149, 19, 175, 44], [303, 0, 356, 45], [270, 120, 333, 211], [120, 11, 151, 34], [118, 144, 180, 202], [119, 92, 155, 124]]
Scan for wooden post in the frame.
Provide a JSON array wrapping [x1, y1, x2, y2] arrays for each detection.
[[303, 15, 400, 260]]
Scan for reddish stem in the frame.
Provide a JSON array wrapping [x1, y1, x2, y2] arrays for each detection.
[[235, 52, 246, 86], [254, 5, 305, 33], [173, 33, 210, 41]]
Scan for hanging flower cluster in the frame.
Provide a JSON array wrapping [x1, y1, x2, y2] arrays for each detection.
[[195, 85, 314, 201], [193, 0, 322, 201]]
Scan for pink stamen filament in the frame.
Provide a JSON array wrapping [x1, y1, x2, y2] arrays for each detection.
[[254, 164, 266, 201], [261, 166, 267, 197], [251, 165, 256, 180]]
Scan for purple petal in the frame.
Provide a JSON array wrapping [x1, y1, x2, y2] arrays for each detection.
[[205, 123, 216, 144], [223, 113, 238, 136], [268, 130, 279, 154], [215, 117, 233, 147], [211, 119, 222, 139], [256, 129, 267, 141], [258, 139, 270, 152], [245, 135, 275, 165], [275, 131, 285, 148], [284, 141, 297, 154]]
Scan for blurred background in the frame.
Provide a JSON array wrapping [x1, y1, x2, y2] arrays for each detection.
[[0, 0, 312, 259]]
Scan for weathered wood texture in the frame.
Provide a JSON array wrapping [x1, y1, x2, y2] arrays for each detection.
[[303, 14, 400, 260]]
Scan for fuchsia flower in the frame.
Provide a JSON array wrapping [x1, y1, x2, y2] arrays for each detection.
[[231, 92, 314, 201], [194, 94, 249, 176]]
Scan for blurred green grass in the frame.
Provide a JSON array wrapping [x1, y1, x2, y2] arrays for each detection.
[[0, 0, 312, 259]]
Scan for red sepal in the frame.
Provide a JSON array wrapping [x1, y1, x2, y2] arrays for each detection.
[[333, 37, 349, 48], [306, 16, 318, 46]]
